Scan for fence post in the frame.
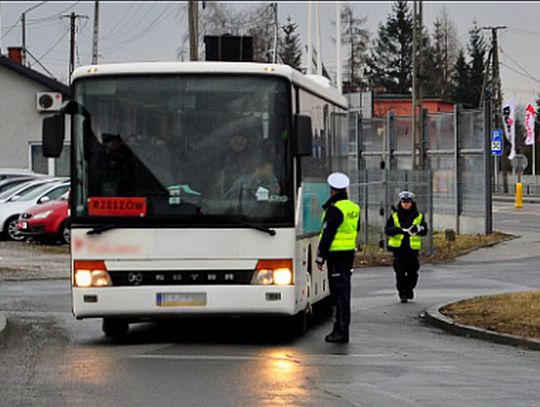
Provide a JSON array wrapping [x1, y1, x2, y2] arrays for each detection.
[[357, 113, 369, 246], [484, 94, 493, 234], [454, 104, 461, 234], [427, 169, 434, 256]]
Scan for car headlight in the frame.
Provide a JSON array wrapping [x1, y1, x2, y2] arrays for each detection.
[[74, 260, 112, 287], [33, 210, 53, 220], [252, 259, 293, 285]]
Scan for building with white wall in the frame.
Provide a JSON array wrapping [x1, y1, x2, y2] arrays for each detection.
[[0, 52, 70, 175]]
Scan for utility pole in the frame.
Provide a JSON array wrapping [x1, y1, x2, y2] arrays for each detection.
[[315, 1, 322, 76], [188, 1, 199, 61], [306, 1, 312, 74], [412, 0, 424, 170], [21, 1, 47, 66], [272, 2, 278, 63], [336, 1, 342, 93], [62, 12, 85, 79], [483, 25, 507, 191], [92, 0, 99, 64]]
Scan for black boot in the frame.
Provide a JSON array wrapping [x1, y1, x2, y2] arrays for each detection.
[[325, 331, 349, 343], [406, 289, 414, 300]]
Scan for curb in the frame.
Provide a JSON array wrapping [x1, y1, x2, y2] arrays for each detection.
[[0, 312, 8, 345], [422, 299, 540, 351]]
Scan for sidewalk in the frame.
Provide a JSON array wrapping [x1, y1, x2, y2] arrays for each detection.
[[493, 193, 540, 204]]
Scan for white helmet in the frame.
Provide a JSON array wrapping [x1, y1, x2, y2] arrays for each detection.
[[327, 172, 350, 189], [398, 190, 415, 201]]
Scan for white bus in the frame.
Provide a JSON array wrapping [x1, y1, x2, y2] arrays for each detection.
[[42, 62, 349, 337]]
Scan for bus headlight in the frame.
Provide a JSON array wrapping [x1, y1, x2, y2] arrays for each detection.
[[74, 260, 112, 287], [74, 270, 92, 287], [273, 268, 293, 286], [252, 259, 293, 286]]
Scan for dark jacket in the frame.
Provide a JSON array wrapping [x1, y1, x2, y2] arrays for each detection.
[[384, 202, 428, 252], [316, 191, 360, 264]]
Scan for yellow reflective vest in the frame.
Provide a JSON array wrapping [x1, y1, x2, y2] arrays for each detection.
[[321, 200, 360, 252], [388, 212, 423, 250]]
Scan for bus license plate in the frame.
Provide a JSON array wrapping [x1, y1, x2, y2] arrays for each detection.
[[156, 293, 207, 307]]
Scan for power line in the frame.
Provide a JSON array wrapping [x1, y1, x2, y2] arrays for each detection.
[[500, 62, 540, 86], [499, 46, 540, 85], [38, 27, 69, 59]]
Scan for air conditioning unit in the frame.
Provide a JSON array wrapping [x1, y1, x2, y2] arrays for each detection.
[[36, 92, 63, 112]]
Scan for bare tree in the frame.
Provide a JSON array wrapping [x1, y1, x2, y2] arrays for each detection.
[[431, 7, 460, 98], [337, 4, 370, 90]]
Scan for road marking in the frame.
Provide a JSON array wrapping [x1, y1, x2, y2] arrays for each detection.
[[130, 353, 390, 361]]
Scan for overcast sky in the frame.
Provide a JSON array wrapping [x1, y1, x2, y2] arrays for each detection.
[[1, 1, 539, 104]]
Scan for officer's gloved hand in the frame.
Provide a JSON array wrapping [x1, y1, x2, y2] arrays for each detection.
[[316, 256, 325, 271], [409, 225, 419, 235]]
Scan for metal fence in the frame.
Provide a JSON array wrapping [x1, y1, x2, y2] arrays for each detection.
[[345, 106, 490, 245]]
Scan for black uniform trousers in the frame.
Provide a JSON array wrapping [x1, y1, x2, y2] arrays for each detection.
[[392, 249, 420, 297], [327, 250, 355, 336]]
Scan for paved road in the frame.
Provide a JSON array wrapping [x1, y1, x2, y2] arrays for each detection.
[[0, 201, 539, 406]]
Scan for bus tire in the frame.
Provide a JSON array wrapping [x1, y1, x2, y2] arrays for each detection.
[[102, 318, 129, 337], [286, 310, 308, 337]]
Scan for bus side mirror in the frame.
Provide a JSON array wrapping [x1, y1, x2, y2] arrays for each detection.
[[294, 114, 313, 157], [43, 114, 65, 158]]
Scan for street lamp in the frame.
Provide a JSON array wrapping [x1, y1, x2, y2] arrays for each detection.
[[21, 1, 47, 66]]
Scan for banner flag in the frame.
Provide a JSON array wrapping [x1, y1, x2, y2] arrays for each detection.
[[502, 98, 516, 160], [525, 101, 536, 146]]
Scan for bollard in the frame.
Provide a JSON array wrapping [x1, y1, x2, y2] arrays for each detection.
[[515, 182, 523, 209]]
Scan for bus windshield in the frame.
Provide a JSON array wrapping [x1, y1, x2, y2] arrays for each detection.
[[72, 74, 293, 226]]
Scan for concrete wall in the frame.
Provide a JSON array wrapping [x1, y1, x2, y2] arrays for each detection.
[[0, 65, 68, 173]]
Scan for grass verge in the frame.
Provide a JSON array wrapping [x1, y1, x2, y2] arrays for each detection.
[[354, 231, 514, 267], [440, 291, 540, 340]]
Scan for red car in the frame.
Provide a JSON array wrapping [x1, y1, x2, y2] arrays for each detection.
[[17, 197, 70, 244]]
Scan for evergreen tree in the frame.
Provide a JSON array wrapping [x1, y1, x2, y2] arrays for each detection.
[[451, 49, 470, 104], [279, 16, 302, 70], [366, 0, 413, 94], [467, 21, 487, 107]]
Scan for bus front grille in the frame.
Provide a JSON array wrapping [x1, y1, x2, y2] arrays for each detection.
[[107, 270, 255, 286]]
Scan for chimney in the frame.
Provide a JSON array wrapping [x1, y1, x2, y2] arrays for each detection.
[[8, 47, 23, 64]]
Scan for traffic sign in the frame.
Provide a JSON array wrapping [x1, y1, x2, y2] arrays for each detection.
[[491, 129, 503, 156], [511, 154, 528, 171]]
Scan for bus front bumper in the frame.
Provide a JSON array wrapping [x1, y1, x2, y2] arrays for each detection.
[[72, 285, 299, 319]]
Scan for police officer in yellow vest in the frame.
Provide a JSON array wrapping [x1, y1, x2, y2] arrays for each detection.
[[385, 191, 428, 303], [316, 172, 360, 343]]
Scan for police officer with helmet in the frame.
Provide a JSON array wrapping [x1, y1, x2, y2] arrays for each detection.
[[385, 190, 428, 303], [316, 172, 360, 343]]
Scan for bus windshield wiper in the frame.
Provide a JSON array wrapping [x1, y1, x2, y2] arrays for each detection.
[[201, 214, 276, 236], [87, 218, 141, 235]]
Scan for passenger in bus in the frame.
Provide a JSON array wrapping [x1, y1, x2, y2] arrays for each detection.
[[91, 133, 136, 196], [222, 134, 256, 194], [225, 160, 280, 201], [384, 191, 428, 303], [316, 172, 360, 344]]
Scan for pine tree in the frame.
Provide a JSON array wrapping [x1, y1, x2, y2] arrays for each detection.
[[366, 0, 413, 94], [339, 5, 369, 90], [452, 49, 470, 104], [467, 21, 486, 107], [279, 16, 302, 70]]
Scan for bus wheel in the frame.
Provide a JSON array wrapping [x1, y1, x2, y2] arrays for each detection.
[[286, 310, 308, 337], [102, 318, 129, 337]]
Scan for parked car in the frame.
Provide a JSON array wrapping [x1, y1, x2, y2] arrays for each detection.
[[17, 192, 70, 244], [0, 177, 38, 194], [0, 168, 45, 181], [0, 181, 70, 241], [0, 178, 66, 204]]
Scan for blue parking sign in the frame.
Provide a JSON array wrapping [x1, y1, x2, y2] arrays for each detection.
[[491, 129, 503, 156]]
